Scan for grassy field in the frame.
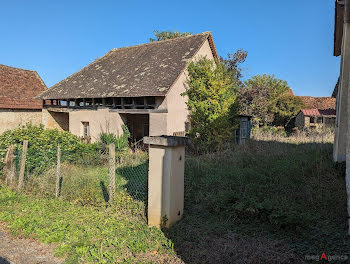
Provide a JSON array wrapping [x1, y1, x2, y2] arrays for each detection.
[[0, 186, 179, 264], [166, 131, 349, 263], [0, 152, 180, 263], [0, 130, 348, 263]]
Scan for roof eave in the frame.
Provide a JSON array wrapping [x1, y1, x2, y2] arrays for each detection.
[[334, 0, 344, 56]]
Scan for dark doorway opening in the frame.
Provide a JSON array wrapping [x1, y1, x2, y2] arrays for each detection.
[[122, 114, 149, 146]]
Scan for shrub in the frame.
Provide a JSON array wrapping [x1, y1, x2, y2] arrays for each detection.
[[99, 125, 130, 152], [0, 124, 108, 177], [183, 57, 240, 153], [0, 124, 90, 175]]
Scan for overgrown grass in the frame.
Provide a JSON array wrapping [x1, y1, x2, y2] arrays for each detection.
[[0, 187, 177, 263], [166, 132, 349, 263], [0, 127, 348, 263], [0, 147, 169, 263]]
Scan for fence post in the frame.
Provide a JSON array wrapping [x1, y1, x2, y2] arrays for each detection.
[[4, 145, 14, 185], [55, 145, 61, 198], [17, 140, 28, 190], [109, 143, 116, 203], [9, 149, 16, 186]]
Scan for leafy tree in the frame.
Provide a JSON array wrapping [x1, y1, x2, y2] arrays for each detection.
[[239, 74, 300, 127], [150, 30, 192, 42], [273, 94, 305, 127], [182, 57, 240, 152], [220, 49, 248, 85]]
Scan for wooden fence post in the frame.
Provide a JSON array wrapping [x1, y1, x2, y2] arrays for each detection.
[[55, 145, 61, 198], [109, 143, 116, 203], [4, 145, 14, 185], [17, 140, 28, 190], [9, 149, 16, 186]]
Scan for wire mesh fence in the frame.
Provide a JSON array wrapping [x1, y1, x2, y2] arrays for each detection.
[[0, 142, 149, 221]]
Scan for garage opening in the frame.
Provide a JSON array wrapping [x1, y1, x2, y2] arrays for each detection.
[[121, 114, 149, 146]]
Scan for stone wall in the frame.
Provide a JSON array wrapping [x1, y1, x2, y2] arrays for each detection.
[[69, 108, 126, 142], [0, 109, 42, 134]]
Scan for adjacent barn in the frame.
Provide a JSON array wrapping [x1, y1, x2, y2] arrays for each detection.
[[0, 64, 47, 134]]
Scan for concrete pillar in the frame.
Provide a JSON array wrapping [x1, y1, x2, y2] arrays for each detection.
[[334, 16, 350, 162], [143, 136, 187, 228]]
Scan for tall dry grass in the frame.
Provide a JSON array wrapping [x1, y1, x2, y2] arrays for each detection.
[[251, 127, 334, 144]]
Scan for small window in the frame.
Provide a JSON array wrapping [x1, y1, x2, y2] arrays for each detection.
[[82, 122, 90, 137], [310, 117, 315, 123]]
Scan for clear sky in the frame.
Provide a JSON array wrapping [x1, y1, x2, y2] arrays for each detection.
[[0, 0, 340, 97]]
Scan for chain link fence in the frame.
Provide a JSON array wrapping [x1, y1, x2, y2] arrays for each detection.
[[0, 142, 149, 221]]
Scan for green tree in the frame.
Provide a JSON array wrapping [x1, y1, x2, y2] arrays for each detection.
[[273, 94, 305, 127], [182, 57, 240, 152], [150, 30, 192, 42], [239, 74, 300, 127]]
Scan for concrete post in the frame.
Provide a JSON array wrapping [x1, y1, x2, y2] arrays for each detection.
[[143, 136, 187, 228]]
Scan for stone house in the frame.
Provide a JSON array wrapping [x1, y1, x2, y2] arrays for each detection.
[[37, 32, 218, 143], [0, 64, 47, 134], [295, 109, 336, 128], [294, 96, 336, 128]]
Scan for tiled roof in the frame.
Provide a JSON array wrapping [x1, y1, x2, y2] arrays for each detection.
[[38, 32, 218, 100], [297, 96, 336, 110], [0, 65, 47, 109], [301, 109, 336, 117]]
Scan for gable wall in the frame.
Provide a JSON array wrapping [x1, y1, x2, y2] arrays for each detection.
[[150, 39, 215, 136]]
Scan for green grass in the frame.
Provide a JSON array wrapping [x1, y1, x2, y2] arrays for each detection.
[[0, 152, 177, 263], [1, 134, 348, 263], [166, 139, 350, 263], [0, 186, 176, 263]]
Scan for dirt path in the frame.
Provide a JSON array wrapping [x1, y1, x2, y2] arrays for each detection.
[[0, 224, 63, 264]]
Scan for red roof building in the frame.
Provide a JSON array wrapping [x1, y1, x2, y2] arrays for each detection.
[[0, 64, 47, 134], [0, 64, 47, 109], [301, 109, 336, 117]]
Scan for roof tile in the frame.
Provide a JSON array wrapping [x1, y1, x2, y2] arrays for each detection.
[[0, 65, 47, 109], [38, 32, 216, 99]]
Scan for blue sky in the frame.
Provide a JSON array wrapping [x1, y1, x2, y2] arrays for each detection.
[[0, 0, 339, 97]]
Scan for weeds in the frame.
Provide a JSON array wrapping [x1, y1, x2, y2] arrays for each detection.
[[0, 187, 176, 263], [166, 130, 349, 263]]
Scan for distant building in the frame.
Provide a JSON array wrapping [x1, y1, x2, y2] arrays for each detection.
[[295, 109, 336, 128], [0, 64, 47, 134], [294, 96, 336, 129]]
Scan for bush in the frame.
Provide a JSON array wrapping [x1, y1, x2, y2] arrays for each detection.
[[99, 125, 130, 152], [0, 124, 91, 176], [183, 57, 240, 153], [251, 126, 287, 138]]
